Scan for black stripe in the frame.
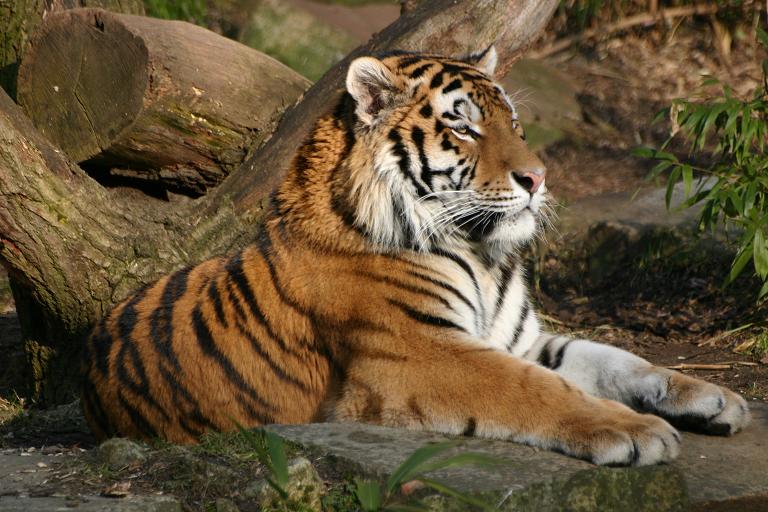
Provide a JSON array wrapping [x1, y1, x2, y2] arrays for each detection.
[[208, 280, 228, 328], [192, 306, 275, 422], [117, 390, 157, 438], [431, 248, 484, 330], [388, 299, 466, 332], [442, 79, 463, 94], [550, 341, 571, 370], [227, 252, 272, 328], [234, 316, 311, 392], [91, 322, 113, 378], [356, 270, 454, 310], [392, 193, 417, 249], [115, 288, 170, 425], [116, 340, 171, 423], [536, 335, 558, 368], [493, 260, 516, 320], [388, 129, 429, 197], [81, 379, 113, 437], [506, 300, 530, 351], [150, 268, 191, 369], [397, 56, 424, 68], [256, 231, 314, 318], [405, 271, 475, 313], [429, 72, 444, 89], [410, 63, 433, 78], [411, 126, 433, 189]]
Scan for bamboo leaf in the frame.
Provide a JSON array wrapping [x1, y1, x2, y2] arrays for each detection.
[[730, 245, 754, 283], [682, 165, 693, 198], [759, 279, 768, 300], [754, 229, 768, 279], [666, 166, 681, 209]]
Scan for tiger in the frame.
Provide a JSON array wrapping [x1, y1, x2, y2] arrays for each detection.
[[81, 47, 751, 466]]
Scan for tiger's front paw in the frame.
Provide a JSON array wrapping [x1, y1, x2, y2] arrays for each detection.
[[638, 369, 751, 436], [562, 402, 681, 466]]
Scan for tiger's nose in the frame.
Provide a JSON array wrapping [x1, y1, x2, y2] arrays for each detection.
[[511, 167, 546, 194]]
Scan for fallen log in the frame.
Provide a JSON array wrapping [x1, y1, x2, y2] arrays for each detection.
[[17, 8, 310, 196], [0, 0, 145, 99], [1, 0, 559, 404]]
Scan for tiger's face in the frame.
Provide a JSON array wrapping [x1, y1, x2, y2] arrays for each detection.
[[345, 47, 548, 254]]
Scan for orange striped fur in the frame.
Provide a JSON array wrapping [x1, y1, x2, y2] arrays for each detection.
[[81, 49, 748, 465]]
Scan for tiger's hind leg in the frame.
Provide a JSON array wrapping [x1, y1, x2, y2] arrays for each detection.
[[527, 334, 751, 435]]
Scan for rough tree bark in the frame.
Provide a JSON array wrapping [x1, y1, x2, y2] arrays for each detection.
[[0, 0, 144, 98], [0, 0, 559, 404], [17, 9, 310, 195]]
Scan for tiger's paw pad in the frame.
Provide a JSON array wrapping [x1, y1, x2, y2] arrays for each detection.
[[649, 371, 751, 436]]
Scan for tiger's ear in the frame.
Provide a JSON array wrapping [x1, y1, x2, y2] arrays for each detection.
[[467, 45, 498, 77], [346, 57, 398, 126]]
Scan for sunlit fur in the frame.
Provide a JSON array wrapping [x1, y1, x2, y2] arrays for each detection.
[[81, 50, 749, 466]]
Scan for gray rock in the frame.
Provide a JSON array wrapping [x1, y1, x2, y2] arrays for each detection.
[[268, 402, 768, 511], [244, 456, 323, 511], [95, 438, 147, 470]]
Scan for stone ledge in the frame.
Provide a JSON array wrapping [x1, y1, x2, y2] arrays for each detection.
[[269, 402, 767, 511]]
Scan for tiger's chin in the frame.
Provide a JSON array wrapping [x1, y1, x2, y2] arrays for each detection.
[[484, 208, 540, 247]]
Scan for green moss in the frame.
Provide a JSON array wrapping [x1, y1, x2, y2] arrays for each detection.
[[239, 0, 356, 81]]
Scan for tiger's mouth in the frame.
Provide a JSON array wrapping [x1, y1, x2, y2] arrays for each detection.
[[453, 209, 516, 241]]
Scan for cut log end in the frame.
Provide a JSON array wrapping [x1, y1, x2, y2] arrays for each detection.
[[17, 9, 150, 162], [17, 8, 310, 196]]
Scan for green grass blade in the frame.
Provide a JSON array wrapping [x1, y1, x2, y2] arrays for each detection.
[[354, 477, 383, 512], [402, 452, 506, 479], [417, 477, 497, 512], [386, 442, 456, 494], [266, 431, 289, 489]]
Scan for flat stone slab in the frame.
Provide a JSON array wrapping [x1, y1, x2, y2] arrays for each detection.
[[270, 402, 768, 511]]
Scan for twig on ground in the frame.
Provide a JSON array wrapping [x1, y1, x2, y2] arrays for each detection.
[[530, 4, 722, 59], [667, 361, 758, 370], [667, 363, 732, 370]]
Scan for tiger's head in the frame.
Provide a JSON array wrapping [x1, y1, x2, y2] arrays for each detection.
[[340, 47, 548, 257]]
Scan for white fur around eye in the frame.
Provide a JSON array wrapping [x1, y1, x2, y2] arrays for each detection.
[[451, 129, 474, 141]]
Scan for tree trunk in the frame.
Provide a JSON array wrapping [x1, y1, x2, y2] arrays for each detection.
[[0, 0, 559, 404], [17, 8, 310, 196], [0, 0, 144, 99]]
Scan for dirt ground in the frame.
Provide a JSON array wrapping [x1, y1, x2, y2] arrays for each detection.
[[0, 9, 767, 510]]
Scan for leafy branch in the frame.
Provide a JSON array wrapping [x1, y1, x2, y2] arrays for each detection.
[[635, 28, 768, 300]]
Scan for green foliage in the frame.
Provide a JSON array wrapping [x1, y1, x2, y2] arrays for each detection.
[[238, 426, 291, 499], [240, 426, 505, 511], [144, 0, 207, 23], [354, 441, 503, 511], [636, 29, 768, 301]]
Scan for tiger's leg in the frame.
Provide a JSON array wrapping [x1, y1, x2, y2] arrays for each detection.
[[522, 332, 751, 435], [332, 336, 680, 466]]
